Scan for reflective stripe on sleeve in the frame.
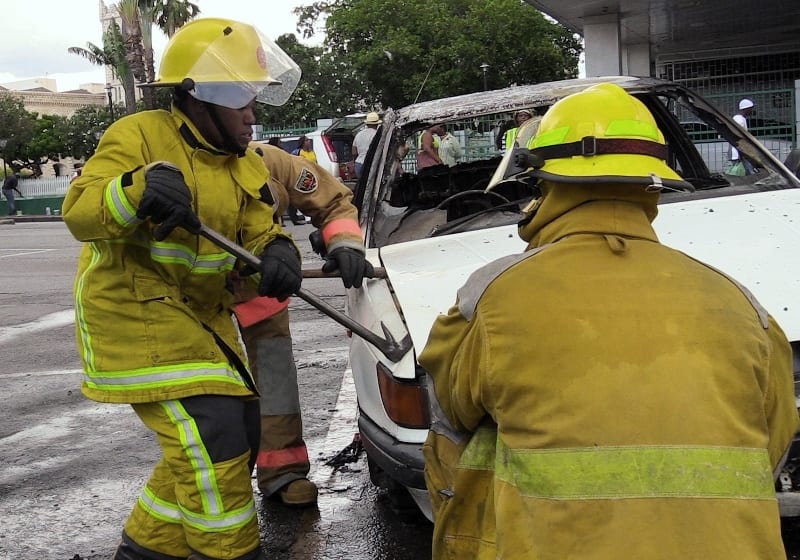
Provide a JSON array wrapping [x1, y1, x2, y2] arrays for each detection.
[[321, 218, 363, 246], [104, 176, 141, 227], [459, 429, 775, 500]]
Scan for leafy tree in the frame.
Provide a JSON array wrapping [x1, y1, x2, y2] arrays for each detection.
[[65, 106, 115, 160], [255, 34, 371, 130], [15, 114, 72, 176], [295, 0, 582, 109], [134, 0, 201, 109], [0, 93, 36, 174], [155, 0, 200, 38], [117, 0, 148, 111]]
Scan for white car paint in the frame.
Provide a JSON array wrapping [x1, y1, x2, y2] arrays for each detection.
[[379, 188, 800, 351]]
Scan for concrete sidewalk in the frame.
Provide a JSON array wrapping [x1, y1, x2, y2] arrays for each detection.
[[0, 214, 63, 224]]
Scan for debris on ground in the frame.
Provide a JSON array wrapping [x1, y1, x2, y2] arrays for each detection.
[[324, 433, 364, 472]]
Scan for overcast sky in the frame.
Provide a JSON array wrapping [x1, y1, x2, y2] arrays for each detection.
[[0, 0, 323, 92]]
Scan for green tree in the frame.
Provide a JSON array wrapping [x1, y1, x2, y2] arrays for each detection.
[[155, 0, 200, 38], [142, 0, 201, 109], [0, 93, 36, 175], [117, 0, 148, 111], [16, 114, 72, 176], [296, 0, 582, 108], [65, 106, 115, 160], [255, 34, 369, 130]]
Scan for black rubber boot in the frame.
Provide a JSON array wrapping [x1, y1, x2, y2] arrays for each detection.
[[187, 548, 267, 560], [112, 532, 184, 560]]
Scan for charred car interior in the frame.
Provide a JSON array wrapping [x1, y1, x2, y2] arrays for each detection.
[[358, 77, 797, 250]]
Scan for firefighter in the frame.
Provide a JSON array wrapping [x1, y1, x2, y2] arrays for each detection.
[[419, 83, 798, 559], [62, 18, 303, 560], [234, 142, 372, 506]]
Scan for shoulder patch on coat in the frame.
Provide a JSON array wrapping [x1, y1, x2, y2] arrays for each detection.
[[294, 168, 318, 194]]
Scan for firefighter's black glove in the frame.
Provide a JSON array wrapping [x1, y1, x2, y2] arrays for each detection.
[[137, 162, 201, 241], [255, 238, 302, 301], [322, 247, 375, 289]]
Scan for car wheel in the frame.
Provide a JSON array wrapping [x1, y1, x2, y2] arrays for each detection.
[[367, 455, 423, 518]]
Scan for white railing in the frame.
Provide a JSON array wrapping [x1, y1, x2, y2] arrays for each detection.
[[17, 176, 71, 198]]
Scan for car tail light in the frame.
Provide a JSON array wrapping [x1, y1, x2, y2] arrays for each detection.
[[321, 135, 340, 178], [376, 362, 430, 429]]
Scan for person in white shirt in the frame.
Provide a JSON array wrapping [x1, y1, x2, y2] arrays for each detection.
[[352, 112, 381, 178], [438, 127, 462, 167], [731, 98, 755, 174]]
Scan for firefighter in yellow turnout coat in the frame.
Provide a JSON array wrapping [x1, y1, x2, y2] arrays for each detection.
[[63, 19, 303, 560], [234, 143, 371, 505], [419, 83, 799, 560]]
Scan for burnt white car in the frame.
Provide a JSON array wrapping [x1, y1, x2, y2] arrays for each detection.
[[344, 76, 800, 521]]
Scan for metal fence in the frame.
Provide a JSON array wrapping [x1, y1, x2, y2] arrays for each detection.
[[657, 50, 800, 155], [17, 176, 71, 198]]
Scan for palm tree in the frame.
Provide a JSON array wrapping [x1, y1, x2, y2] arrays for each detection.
[[71, 0, 201, 114], [116, 0, 148, 110], [127, 0, 201, 109], [68, 20, 137, 115], [155, 0, 200, 38], [136, 0, 157, 108]]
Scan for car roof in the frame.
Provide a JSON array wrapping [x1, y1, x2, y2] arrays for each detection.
[[392, 76, 679, 127]]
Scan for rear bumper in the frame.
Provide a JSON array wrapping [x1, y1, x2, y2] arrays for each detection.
[[358, 413, 426, 490]]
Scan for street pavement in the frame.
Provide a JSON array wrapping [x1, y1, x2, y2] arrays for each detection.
[[0, 221, 432, 560]]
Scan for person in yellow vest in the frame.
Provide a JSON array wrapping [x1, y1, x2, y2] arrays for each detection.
[[235, 142, 372, 506], [420, 83, 798, 560], [502, 109, 533, 152], [63, 18, 303, 560]]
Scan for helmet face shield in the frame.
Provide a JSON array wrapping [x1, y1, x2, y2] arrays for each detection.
[[150, 18, 301, 108], [255, 36, 302, 107]]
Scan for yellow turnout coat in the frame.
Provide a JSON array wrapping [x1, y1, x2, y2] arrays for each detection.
[[63, 106, 292, 404], [420, 182, 798, 559]]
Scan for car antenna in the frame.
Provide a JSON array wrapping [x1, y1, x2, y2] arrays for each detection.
[[413, 61, 435, 104]]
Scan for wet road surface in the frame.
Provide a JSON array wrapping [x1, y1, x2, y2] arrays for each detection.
[[0, 221, 432, 560]]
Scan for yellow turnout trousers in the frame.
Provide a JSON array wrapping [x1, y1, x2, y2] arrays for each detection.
[[122, 395, 262, 559]]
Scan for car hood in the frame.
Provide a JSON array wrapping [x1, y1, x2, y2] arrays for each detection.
[[378, 188, 800, 353]]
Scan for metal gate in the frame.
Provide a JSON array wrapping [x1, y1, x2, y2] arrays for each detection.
[[656, 50, 800, 162]]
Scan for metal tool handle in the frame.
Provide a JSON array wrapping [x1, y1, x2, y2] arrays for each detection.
[[198, 224, 412, 362]]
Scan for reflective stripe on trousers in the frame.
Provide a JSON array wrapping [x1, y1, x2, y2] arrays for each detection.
[[123, 396, 261, 559]]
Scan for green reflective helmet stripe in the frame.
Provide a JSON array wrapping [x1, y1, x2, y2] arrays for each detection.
[[531, 119, 662, 150], [530, 126, 569, 149], [460, 430, 774, 500], [606, 118, 661, 141]]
